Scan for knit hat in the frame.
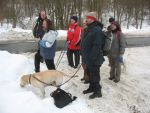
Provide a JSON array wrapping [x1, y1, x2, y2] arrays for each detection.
[[109, 17, 115, 23], [71, 16, 78, 22], [86, 12, 98, 21]]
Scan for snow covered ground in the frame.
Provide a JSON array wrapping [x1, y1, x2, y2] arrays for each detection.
[[122, 24, 150, 37], [0, 24, 67, 41], [0, 47, 150, 113], [0, 23, 150, 41]]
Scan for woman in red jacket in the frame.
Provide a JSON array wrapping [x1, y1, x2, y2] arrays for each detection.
[[67, 16, 82, 68]]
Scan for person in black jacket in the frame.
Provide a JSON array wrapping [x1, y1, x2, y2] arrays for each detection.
[[33, 10, 47, 72], [81, 12, 105, 99]]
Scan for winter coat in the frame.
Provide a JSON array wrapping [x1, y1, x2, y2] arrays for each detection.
[[67, 23, 82, 50], [40, 30, 58, 60], [80, 21, 105, 67], [108, 32, 126, 58], [33, 17, 45, 39]]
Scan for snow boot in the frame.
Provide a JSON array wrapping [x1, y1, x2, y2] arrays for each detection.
[[109, 77, 115, 80], [89, 91, 102, 99], [113, 79, 120, 83], [83, 88, 93, 94]]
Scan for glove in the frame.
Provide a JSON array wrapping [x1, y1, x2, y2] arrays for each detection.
[[40, 40, 46, 48], [116, 55, 123, 63]]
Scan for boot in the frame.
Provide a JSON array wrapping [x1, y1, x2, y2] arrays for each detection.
[[89, 90, 102, 99], [35, 69, 40, 73], [109, 77, 115, 80], [40, 58, 44, 63], [84, 81, 90, 84], [81, 78, 85, 81], [113, 79, 120, 83], [83, 88, 93, 94]]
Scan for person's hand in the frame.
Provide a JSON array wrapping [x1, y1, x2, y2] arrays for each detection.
[[116, 55, 123, 63], [120, 54, 123, 57]]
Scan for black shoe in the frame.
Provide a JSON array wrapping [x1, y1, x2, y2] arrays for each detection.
[[113, 79, 120, 83], [84, 81, 90, 84], [69, 64, 74, 68], [89, 91, 102, 99], [109, 77, 115, 80], [74, 66, 77, 69], [83, 88, 93, 94], [74, 65, 79, 68], [81, 78, 85, 81], [40, 58, 44, 63], [35, 69, 40, 73]]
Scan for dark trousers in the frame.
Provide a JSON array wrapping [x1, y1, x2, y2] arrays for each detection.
[[109, 57, 121, 81], [87, 65, 101, 93], [34, 50, 43, 72], [45, 59, 55, 70], [34, 50, 55, 72], [67, 49, 80, 67]]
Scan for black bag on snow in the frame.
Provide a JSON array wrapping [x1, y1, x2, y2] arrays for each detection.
[[102, 32, 112, 56], [50, 88, 77, 108]]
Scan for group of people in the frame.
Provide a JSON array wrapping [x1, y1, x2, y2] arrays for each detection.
[[33, 10, 126, 99]]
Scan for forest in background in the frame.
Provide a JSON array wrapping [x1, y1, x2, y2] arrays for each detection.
[[0, 0, 150, 29]]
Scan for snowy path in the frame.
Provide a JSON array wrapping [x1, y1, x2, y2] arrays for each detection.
[[0, 47, 150, 113]]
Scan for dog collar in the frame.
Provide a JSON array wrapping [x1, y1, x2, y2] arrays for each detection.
[[29, 74, 32, 84]]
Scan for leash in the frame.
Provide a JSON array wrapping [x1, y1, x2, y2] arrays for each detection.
[[29, 64, 81, 88], [57, 64, 81, 88], [55, 41, 67, 69], [29, 74, 32, 84]]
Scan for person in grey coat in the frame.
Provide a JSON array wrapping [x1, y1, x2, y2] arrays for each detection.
[[81, 12, 105, 99], [108, 21, 126, 83], [40, 19, 58, 70]]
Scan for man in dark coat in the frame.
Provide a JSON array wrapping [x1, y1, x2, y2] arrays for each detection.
[[33, 10, 47, 72], [81, 12, 105, 99]]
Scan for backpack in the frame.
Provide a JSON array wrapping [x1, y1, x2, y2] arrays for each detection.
[[50, 88, 77, 108], [102, 31, 112, 56]]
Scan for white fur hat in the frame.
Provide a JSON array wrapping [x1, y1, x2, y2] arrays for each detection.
[[86, 12, 98, 20]]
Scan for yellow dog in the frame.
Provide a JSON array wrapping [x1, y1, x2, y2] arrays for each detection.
[[20, 70, 65, 97]]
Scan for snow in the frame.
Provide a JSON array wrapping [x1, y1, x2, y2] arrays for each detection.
[[0, 51, 93, 113], [0, 21, 150, 41], [56, 30, 67, 40], [1, 47, 150, 113], [0, 24, 67, 41], [122, 24, 150, 37]]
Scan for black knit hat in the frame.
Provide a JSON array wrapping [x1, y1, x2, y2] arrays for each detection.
[[109, 17, 115, 23], [71, 16, 78, 22]]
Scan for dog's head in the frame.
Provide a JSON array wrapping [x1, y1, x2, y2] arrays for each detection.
[[20, 75, 30, 88]]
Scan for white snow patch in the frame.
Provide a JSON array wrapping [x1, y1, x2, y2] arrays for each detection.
[[0, 24, 67, 41], [1, 47, 150, 113]]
